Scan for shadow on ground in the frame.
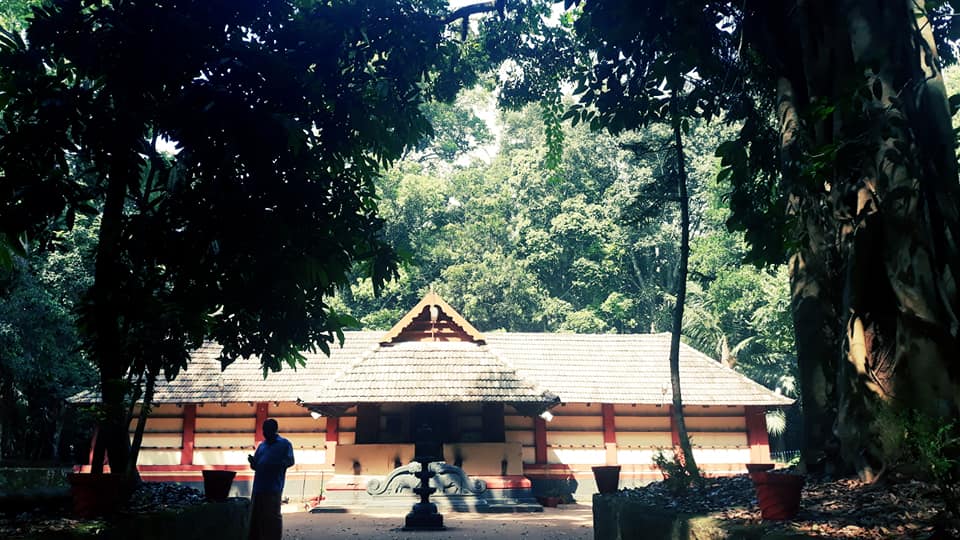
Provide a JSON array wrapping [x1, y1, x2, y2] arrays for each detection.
[[284, 504, 593, 540]]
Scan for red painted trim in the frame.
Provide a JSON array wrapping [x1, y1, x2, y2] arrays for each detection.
[[602, 404, 616, 444], [133, 464, 251, 472], [180, 404, 196, 465], [523, 463, 575, 472], [138, 473, 256, 483], [76, 463, 334, 475], [325, 416, 339, 442], [522, 463, 755, 478], [668, 405, 681, 447], [534, 417, 547, 464], [745, 405, 771, 463], [323, 475, 532, 491], [522, 463, 577, 479], [87, 427, 99, 466], [255, 402, 269, 446], [474, 475, 532, 489]]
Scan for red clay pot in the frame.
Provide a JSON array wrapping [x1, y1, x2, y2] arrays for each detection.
[[750, 471, 805, 520], [745, 463, 775, 473], [202, 469, 237, 501], [67, 473, 124, 518], [592, 465, 621, 494], [538, 496, 562, 508]]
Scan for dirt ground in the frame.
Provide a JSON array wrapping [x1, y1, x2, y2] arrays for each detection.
[[282, 504, 593, 540]]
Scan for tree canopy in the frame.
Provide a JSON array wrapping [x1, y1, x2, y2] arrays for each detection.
[[552, 0, 960, 480], [0, 0, 510, 475], [2, 0, 959, 487]]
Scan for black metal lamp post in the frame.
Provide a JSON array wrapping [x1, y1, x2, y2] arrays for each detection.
[[403, 424, 446, 531]]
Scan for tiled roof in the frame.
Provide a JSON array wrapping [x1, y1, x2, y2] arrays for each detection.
[[68, 332, 381, 404], [306, 340, 558, 404], [485, 332, 793, 406], [70, 331, 791, 406]]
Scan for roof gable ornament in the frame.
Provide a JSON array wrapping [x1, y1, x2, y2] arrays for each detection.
[[380, 292, 485, 345]]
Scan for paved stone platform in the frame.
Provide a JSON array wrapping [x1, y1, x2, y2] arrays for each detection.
[[283, 504, 593, 539]]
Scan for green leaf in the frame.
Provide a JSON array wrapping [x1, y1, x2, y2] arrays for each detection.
[[949, 93, 960, 117], [0, 233, 14, 270]]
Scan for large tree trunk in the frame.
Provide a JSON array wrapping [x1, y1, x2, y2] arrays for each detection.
[[776, 74, 845, 474], [50, 404, 63, 462], [89, 161, 132, 477], [842, 0, 960, 479], [0, 373, 16, 460], [126, 370, 155, 482], [668, 95, 700, 480], [759, 0, 960, 480]]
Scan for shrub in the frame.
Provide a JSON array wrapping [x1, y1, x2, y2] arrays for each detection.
[[652, 449, 702, 494]]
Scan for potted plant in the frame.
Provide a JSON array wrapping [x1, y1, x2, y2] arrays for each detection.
[[745, 463, 775, 473], [202, 469, 237, 501], [592, 465, 621, 494], [67, 472, 125, 517], [536, 484, 564, 508], [749, 470, 805, 520]]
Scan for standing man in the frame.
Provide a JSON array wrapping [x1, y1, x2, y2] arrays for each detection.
[[248, 418, 295, 540]]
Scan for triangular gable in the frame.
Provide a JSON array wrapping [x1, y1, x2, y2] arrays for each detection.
[[380, 292, 485, 345]]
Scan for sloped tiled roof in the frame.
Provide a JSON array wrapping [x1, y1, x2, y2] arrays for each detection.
[[306, 340, 558, 404], [68, 293, 790, 408], [68, 332, 381, 404], [70, 331, 790, 406], [485, 332, 793, 406]]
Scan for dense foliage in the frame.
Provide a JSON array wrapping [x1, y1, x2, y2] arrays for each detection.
[[0, 217, 96, 462], [555, 0, 960, 481], [333, 95, 798, 399], [0, 0, 505, 474], [4, 0, 957, 489]]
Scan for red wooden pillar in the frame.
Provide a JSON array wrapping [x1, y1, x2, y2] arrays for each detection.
[[745, 406, 771, 463], [534, 417, 548, 465], [325, 416, 339, 443], [180, 404, 197, 466], [255, 402, 269, 447], [602, 404, 617, 465], [325, 416, 339, 466]]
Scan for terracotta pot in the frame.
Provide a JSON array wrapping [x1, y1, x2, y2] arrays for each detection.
[[750, 471, 804, 520], [67, 473, 124, 518], [538, 496, 562, 508], [202, 469, 237, 501], [745, 463, 775, 473], [592, 465, 621, 494]]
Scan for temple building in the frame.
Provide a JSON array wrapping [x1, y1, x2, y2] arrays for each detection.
[[72, 292, 792, 505]]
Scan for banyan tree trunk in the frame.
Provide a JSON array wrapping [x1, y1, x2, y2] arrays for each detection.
[[759, 0, 960, 480]]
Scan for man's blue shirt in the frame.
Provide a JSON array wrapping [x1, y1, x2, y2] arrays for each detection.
[[250, 435, 295, 494]]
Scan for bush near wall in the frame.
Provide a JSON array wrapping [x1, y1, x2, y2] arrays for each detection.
[[0, 467, 72, 516], [0, 468, 71, 491], [592, 494, 813, 540], [4, 499, 250, 540]]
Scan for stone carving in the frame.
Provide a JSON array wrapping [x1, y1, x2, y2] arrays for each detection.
[[365, 462, 420, 496], [366, 461, 487, 497], [431, 462, 486, 495]]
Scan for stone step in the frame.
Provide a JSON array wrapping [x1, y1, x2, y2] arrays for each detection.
[[483, 503, 544, 513], [310, 495, 545, 514]]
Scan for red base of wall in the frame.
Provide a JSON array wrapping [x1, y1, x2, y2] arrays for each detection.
[[322, 474, 531, 491], [74, 463, 753, 486], [522, 463, 752, 480]]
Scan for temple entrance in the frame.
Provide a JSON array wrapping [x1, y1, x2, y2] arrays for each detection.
[[410, 404, 451, 443]]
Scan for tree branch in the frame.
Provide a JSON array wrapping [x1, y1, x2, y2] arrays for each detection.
[[443, 1, 501, 25]]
